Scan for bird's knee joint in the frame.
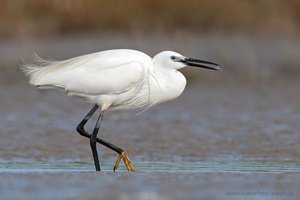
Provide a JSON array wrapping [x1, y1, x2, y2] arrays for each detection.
[[76, 126, 82, 133], [76, 126, 86, 136]]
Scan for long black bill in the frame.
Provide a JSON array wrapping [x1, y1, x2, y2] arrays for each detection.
[[182, 57, 222, 71]]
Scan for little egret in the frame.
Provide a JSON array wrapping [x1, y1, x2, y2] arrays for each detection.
[[22, 49, 221, 172]]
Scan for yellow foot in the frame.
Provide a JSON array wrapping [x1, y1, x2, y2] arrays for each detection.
[[113, 151, 136, 172]]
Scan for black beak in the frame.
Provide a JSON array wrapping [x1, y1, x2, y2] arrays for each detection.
[[182, 57, 222, 71]]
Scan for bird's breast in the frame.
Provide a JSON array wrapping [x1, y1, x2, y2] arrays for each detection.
[[147, 70, 187, 105]]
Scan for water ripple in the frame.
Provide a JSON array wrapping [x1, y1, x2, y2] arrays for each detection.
[[0, 160, 299, 173]]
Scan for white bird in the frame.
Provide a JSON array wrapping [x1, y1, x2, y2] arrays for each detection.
[[22, 49, 221, 172]]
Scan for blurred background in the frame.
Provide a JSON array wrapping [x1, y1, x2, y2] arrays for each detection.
[[1, 0, 300, 36], [1, 1, 300, 199], [1, 0, 300, 81]]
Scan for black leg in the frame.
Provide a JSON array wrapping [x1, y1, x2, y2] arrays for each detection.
[[76, 104, 125, 171], [90, 111, 104, 171], [76, 104, 99, 138], [95, 136, 123, 154], [76, 104, 101, 171], [76, 105, 124, 154]]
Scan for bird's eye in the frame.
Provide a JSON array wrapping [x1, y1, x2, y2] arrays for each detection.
[[170, 56, 176, 60]]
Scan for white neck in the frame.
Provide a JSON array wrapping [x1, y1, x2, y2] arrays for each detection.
[[147, 66, 187, 105]]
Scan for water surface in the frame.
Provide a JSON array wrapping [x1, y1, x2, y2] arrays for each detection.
[[0, 160, 299, 174]]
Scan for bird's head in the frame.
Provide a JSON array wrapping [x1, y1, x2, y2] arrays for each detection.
[[153, 51, 221, 71]]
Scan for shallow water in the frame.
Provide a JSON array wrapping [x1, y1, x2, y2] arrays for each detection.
[[0, 35, 300, 199], [1, 79, 299, 199], [0, 160, 299, 174]]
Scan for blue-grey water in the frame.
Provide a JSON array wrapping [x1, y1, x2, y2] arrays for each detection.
[[0, 34, 299, 200], [0, 160, 299, 174]]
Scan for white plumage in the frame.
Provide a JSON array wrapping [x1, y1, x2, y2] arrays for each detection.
[[23, 49, 191, 111]]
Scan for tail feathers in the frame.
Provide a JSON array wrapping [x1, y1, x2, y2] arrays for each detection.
[[20, 53, 58, 85], [20, 62, 42, 80]]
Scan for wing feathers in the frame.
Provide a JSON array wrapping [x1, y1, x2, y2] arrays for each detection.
[[21, 50, 150, 96]]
